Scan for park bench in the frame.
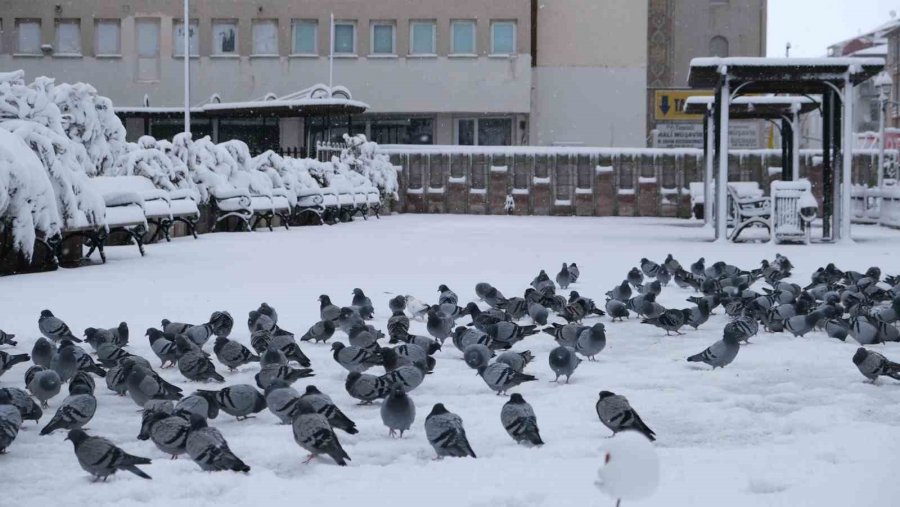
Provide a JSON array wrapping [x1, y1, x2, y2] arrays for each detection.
[[91, 176, 200, 242], [727, 183, 771, 242], [770, 179, 818, 244]]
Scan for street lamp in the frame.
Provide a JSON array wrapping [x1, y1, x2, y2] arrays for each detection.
[[874, 71, 895, 187]]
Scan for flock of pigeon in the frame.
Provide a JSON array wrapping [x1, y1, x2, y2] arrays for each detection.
[[0, 254, 899, 482]]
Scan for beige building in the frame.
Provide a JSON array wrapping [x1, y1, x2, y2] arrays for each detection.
[[0, 0, 766, 151]]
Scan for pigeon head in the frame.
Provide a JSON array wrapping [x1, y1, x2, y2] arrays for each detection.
[[722, 326, 742, 345], [438, 284, 449, 292], [352, 288, 364, 296], [138, 410, 168, 440], [339, 307, 354, 319], [258, 303, 274, 315], [188, 413, 208, 430], [598, 391, 616, 400], [508, 393, 525, 404], [318, 295, 331, 304], [33, 338, 53, 353], [262, 349, 285, 366], [866, 267, 881, 280], [146, 327, 160, 339], [84, 327, 98, 339], [346, 372, 362, 384], [429, 403, 449, 416], [330, 342, 345, 353], [304, 385, 322, 395], [569, 291, 581, 302], [211, 311, 233, 336], [465, 303, 481, 316], [213, 336, 229, 351], [640, 258, 649, 264], [852, 347, 868, 365], [426, 341, 442, 354], [592, 323, 606, 333], [118, 322, 128, 333], [40, 310, 54, 318], [248, 311, 261, 326], [0, 390, 12, 405], [65, 429, 88, 445]]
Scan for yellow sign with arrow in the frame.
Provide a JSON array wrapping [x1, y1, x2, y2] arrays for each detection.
[[653, 90, 712, 121]]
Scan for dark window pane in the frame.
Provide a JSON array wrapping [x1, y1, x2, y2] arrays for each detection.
[[478, 118, 511, 146], [458, 119, 475, 145]]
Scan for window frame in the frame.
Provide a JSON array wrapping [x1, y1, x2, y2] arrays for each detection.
[[15, 19, 42, 56], [333, 21, 357, 56], [172, 18, 199, 58], [251, 19, 279, 57], [369, 21, 396, 56], [490, 20, 517, 56], [54, 18, 82, 57], [291, 19, 318, 56], [454, 117, 514, 146], [450, 19, 476, 56], [211, 19, 239, 56], [409, 20, 437, 56], [94, 19, 122, 57]]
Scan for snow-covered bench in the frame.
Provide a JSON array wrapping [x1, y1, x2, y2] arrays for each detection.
[[210, 186, 291, 232], [881, 185, 900, 229], [689, 182, 705, 219], [850, 184, 880, 224], [770, 179, 817, 244], [727, 183, 771, 242], [292, 188, 327, 224], [91, 176, 200, 242]]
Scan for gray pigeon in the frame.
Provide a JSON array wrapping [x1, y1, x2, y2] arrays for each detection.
[[345, 372, 390, 404], [348, 325, 379, 352], [213, 336, 260, 371], [69, 371, 96, 396], [484, 322, 539, 348], [203, 385, 266, 421], [143, 399, 174, 416], [31, 338, 56, 368], [161, 319, 192, 335], [39, 310, 81, 342], [105, 364, 128, 396], [0, 387, 42, 424], [40, 384, 96, 435], [387, 311, 410, 343], [351, 288, 376, 319], [543, 323, 587, 348], [495, 350, 534, 373], [641, 309, 685, 335], [124, 362, 182, 407], [26, 366, 61, 408], [605, 299, 630, 321], [298, 385, 358, 434], [463, 344, 494, 371], [66, 429, 152, 480], [264, 381, 302, 424], [568, 263, 580, 282], [337, 307, 365, 334], [48, 346, 78, 383], [84, 327, 115, 352], [453, 326, 494, 352], [378, 364, 425, 393], [595, 391, 656, 441], [380, 383, 415, 437], [108, 322, 129, 347], [475, 283, 494, 300], [389, 295, 407, 313], [687, 329, 741, 369], [300, 320, 336, 344], [175, 391, 219, 420], [501, 393, 543, 445], [138, 410, 190, 458], [177, 345, 225, 383], [556, 263, 572, 289], [0, 330, 16, 347], [146, 328, 179, 368], [0, 351, 29, 378], [0, 390, 23, 453], [426, 309, 454, 344], [576, 323, 606, 360], [319, 295, 341, 322], [292, 404, 351, 466], [849, 317, 881, 345], [479, 362, 537, 394], [185, 415, 250, 472], [825, 319, 850, 341], [438, 284, 459, 306], [331, 342, 381, 373], [424, 403, 476, 458], [95, 342, 133, 368], [498, 297, 528, 320], [548, 346, 581, 383], [852, 347, 900, 382], [528, 303, 549, 326], [254, 350, 315, 390]]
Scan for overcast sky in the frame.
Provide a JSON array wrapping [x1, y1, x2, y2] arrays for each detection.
[[767, 0, 898, 57]]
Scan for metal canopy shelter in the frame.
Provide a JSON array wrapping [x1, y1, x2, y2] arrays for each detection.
[[687, 57, 885, 243], [683, 95, 820, 227]]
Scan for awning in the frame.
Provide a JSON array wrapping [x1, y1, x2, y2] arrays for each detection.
[[688, 57, 885, 94], [682, 95, 820, 119]]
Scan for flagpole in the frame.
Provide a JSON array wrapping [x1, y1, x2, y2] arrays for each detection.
[[328, 12, 335, 90], [183, 0, 190, 134]]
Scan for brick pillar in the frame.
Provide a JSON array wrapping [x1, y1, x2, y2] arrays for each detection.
[[488, 156, 509, 214], [595, 156, 615, 216], [636, 155, 659, 217]]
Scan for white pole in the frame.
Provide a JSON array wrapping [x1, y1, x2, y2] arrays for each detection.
[[878, 94, 886, 191], [716, 74, 730, 242], [704, 107, 714, 226], [840, 74, 854, 242], [183, 0, 190, 134], [328, 12, 335, 90], [792, 108, 800, 181]]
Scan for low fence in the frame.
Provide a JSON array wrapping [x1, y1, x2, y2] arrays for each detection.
[[378, 145, 899, 219]]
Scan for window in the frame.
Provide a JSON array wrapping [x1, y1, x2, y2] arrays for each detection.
[[334, 21, 356, 54], [95, 19, 121, 56], [16, 19, 42, 55], [456, 118, 512, 146], [451, 20, 475, 54], [370, 117, 433, 144], [135, 19, 160, 81], [491, 21, 516, 55], [252, 20, 278, 55], [710, 36, 729, 57], [212, 20, 238, 55], [173, 19, 198, 56], [55, 19, 81, 55], [371, 22, 395, 55], [410, 21, 436, 55], [292, 20, 317, 54]]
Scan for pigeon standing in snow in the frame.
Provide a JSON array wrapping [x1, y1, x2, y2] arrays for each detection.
[[438, 285, 459, 306], [175, 391, 219, 421], [556, 263, 572, 289], [83, 327, 114, 352], [389, 295, 407, 313], [528, 303, 549, 326], [627, 268, 644, 288], [124, 363, 182, 407], [425, 403, 476, 459], [351, 288, 375, 319], [185, 415, 250, 472], [500, 393, 543, 446], [478, 362, 537, 395], [495, 350, 534, 373], [548, 346, 581, 383], [39, 310, 81, 343], [66, 429, 152, 480], [213, 336, 260, 371], [254, 350, 314, 390], [640, 258, 660, 278], [381, 383, 415, 437], [300, 320, 336, 344], [0, 390, 23, 453], [292, 403, 351, 466], [266, 334, 311, 367], [94, 342, 132, 368], [264, 381, 302, 424], [26, 366, 61, 408], [299, 385, 358, 434], [176, 339, 225, 383], [595, 391, 656, 441], [387, 311, 411, 343], [138, 410, 190, 459], [331, 342, 381, 373], [319, 295, 341, 322], [201, 385, 266, 421], [464, 344, 494, 371], [0, 387, 41, 424], [378, 363, 426, 393], [426, 309, 454, 344], [0, 330, 16, 347], [344, 372, 390, 404], [40, 383, 96, 435], [605, 299, 630, 321], [31, 338, 55, 368], [68, 371, 95, 396], [0, 351, 29, 379], [146, 329, 179, 368], [687, 328, 740, 369], [568, 263, 580, 283], [576, 323, 607, 360], [641, 309, 686, 336], [681, 299, 711, 330], [852, 348, 900, 382]]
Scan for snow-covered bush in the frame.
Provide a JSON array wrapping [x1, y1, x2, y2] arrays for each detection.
[[112, 136, 195, 195], [336, 134, 399, 197], [251, 151, 297, 205], [220, 140, 275, 198], [52, 82, 126, 175], [0, 129, 60, 259]]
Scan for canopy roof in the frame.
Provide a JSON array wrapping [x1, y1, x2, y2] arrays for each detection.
[[688, 57, 885, 94], [682, 95, 820, 119]]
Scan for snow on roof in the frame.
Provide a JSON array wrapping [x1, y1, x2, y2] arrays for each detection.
[[377, 145, 704, 157], [684, 96, 817, 106], [690, 56, 886, 69], [848, 45, 888, 57]]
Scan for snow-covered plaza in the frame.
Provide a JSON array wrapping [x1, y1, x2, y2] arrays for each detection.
[[2, 214, 900, 507]]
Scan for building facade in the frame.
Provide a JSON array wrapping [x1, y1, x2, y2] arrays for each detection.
[[0, 0, 766, 151]]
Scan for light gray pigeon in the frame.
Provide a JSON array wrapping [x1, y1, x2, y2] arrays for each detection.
[[331, 342, 381, 373], [576, 323, 606, 360], [26, 366, 61, 408], [687, 329, 740, 369], [463, 344, 494, 371], [426, 309, 454, 344], [568, 263, 580, 283], [49, 347, 79, 382], [319, 295, 341, 322], [146, 329, 179, 368], [0, 351, 29, 379], [161, 319, 192, 335], [475, 283, 494, 300], [852, 347, 900, 382], [548, 346, 581, 383], [254, 350, 315, 390], [501, 393, 543, 446], [345, 372, 390, 404], [381, 383, 415, 438], [174, 391, 219, 420], [0, 390, 23, 453], [138, 410, 190, 458], [300, 320, 336, 344], [124, 362, 182, 407], [248, 310, 277, 335], [298, 385, 358, 434], [337, 307, 365, 334], [108, 322, 129, 347], [292, 403, 351, 466], [213, 336, 260, 371], [595, 391, 656, 441], [543, 323, 588, 349], [479, 362, 537, 394], [95, 342, 133, 368], [185, 415, 250, 472], [605, 299, 630, 321], [351, 288, 375, 319], [849, 317, 881, 345], [143, 399, 174, 417], [556, 263, 572, 289], [424, 403, 476, 458], [40, 384, 96, 435], [0, 387, 42, 424], [202, 385, 266, 421], [84, 327, 115, 352], [484, 322, 539, 349], [39, 310, 81, 342], [438, 284, 459, 306], [31, 338, 56, 368], [66, 429, 152, 480], [0, 330, 16, 347], [397, 334, 440, 355], [641, 309, 685, 336], [264, 381, 302, 424], [453, 326, 494, 352], [387, 311, 410, 343], [528, 303, 549, 326], [69, 371, 96, 396], [348, 325, 379, 352], [495, 350, 534, 373], [63, 343, 107, 378], [378, 364, 425, 393], [177, 347, 225, 383], [105, 364, 128, 396]]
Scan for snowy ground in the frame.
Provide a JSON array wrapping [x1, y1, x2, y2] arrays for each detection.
[[2, 215, 900, 507]]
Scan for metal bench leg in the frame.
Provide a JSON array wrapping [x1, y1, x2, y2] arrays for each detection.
[[277, 212, 291, 230], [161, 219, 172, 242], [173, 216, 199, 239]]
